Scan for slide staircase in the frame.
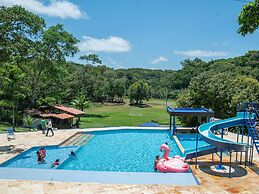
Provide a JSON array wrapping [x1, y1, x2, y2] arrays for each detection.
[[245, 112, 259, 154], [248, 126, 259, 154]]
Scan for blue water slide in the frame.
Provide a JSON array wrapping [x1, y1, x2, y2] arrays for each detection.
[[198, 112, 248, 152]]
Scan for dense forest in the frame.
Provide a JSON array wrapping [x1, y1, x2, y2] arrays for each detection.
[[0, 5, 259, 127]]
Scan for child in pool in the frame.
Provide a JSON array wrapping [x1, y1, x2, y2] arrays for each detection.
[[154, 155, 160, 171], [69, 151, 76, 156], [37, 151, 41, 163], [37, 147, 46, 163], [51, 159, 59, 167]]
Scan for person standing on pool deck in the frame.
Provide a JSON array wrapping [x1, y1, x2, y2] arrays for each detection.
[[46, 119, 54, 137]]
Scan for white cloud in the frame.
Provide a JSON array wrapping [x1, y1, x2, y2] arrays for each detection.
[[107, 58, 125, 69], [150, 56, 168, 64], [174, 50, 228, 57], [78, 36, 131, 53], [0, 0, 86, 19]]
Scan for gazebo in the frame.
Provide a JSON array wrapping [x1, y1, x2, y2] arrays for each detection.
[[24, 105, 85, 129], [167, 106, 214, 135]]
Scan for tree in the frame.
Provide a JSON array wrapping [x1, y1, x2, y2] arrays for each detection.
[[23, 115, 35, 129], [238, 0, 259, 36], [80, 54, 102, 65], [0, 6, 79, 107], [114, 78, 126, 102], [92, 77, 109, 103], [0, 63, 27, 129], [25, 24, 78, 106], [128, 80, 151, 104], [0, 6, 45, 62], [177, 72, 259, 126], [71, 95, 90, 111]]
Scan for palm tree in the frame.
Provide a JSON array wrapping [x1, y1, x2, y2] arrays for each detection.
[[71, 95, 90, 111], [23, 115, 35, 129]]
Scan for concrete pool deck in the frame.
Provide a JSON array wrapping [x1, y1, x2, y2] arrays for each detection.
[[0, 168, 198, 185], [0, 127, 258, 193]]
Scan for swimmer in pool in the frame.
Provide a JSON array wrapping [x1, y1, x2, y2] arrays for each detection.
[[51, 159, 59, 167], [154, 155, 160, 171], [69, 151, 76, 156]]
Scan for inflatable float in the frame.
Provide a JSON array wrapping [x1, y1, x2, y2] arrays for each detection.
[[156, 144, 189, 173]]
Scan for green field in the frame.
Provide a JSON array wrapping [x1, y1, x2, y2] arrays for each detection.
[[0, 99, 179, 133], [0, 124, 32, 133], [80, 99, 178, 128]]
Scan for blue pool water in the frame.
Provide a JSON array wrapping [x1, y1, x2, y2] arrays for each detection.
[[0, 146, 77, 169], [1, 130, 210, 173], [177, 134, 210, 153], [59, 130, 182, 172]]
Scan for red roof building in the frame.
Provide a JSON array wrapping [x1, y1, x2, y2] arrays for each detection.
[[25, 105, 85, 129], [53, 105, 85, 115]]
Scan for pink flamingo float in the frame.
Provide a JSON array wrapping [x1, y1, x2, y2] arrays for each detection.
[[156, 143, 189, 173]]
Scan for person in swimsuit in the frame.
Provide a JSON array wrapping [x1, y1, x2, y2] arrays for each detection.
[[36, 147, 46, 163], [154, 155, 160, 171], [37, 150, 41, 163], [51, 159, 59, 167], [69, 151, 76, 156]]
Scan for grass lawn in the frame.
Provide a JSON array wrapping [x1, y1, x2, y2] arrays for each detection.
[[0, 124, 32, 133], [80, 99, 180, 128], [0, 98, 179, 132]]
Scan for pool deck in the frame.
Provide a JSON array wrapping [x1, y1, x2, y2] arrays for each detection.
[[0, 127, 258, 193]]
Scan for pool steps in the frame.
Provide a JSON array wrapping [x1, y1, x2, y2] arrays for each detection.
[[173, 135, 185, 154], [59, 133, 94, 147]]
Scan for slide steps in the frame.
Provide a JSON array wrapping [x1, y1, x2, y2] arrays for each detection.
[[248, 127, 259, 154]]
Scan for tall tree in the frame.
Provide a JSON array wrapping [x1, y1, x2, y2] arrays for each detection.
[[177, 72, 259, 125], [238, 0, 259, 36], [0, 63, 26, 129], [128, 80, 151, 104], [0, 6, 45, 62], [25, 24, 79, 106], [0, 5, 45, 125]]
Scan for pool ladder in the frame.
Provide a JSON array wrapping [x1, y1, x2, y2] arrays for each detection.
[[60, 133, 94, 147]]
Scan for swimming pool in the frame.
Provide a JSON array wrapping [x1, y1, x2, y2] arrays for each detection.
[[0, 129, 201, 185], [59, 130, 182, 172], [0, 146, 77, 169], [1, 129, 182, 172]]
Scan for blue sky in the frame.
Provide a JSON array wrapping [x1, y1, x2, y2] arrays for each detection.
[[2, 0, 259, 70]]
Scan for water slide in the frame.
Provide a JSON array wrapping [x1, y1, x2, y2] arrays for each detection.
[[185, 112, 248, 160]]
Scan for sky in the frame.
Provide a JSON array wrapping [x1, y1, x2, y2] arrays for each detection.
[[1, 0, 259, 70]]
